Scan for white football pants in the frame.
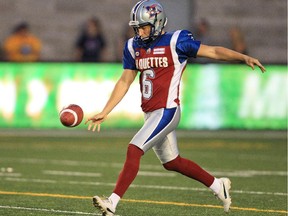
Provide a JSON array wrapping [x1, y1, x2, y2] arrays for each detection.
[[130, 106, 180, 164]]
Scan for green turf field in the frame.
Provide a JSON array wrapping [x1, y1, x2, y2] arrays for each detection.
[[0, 129, 286, 216]]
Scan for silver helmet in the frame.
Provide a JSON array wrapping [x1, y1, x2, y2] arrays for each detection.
[[129, 0, 167, 43]]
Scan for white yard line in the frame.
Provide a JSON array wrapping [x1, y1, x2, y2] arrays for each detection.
[[4, 177, 57, 184], [0, 205, 122, 216], [42, 170, 172, 178], [3, 157, 287, 177], [211, 170, 287, 177], [0, 172, 21, 177], [43, 170, 102, 177], [4, 177, 287, 197], [0, 205, 99, 215], [138, 171, 176, 177]]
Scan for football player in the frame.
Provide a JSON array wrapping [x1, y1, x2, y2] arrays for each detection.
[[86, 0, 266, 215]]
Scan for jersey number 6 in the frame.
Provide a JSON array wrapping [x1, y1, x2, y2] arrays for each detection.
[[142, 69, 155, 99]]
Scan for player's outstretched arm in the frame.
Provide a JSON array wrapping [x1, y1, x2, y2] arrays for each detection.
[[85, 69, 138, 132], [197, 44, 266, 73]]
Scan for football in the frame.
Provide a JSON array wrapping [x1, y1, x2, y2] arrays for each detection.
[[59, 104, 84, 127]]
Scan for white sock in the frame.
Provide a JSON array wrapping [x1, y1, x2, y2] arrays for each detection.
[[109, 193, 121, 209], [209, 178, 221, 194]]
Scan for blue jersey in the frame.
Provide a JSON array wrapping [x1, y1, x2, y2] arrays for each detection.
[[123, 30, 200, 112]]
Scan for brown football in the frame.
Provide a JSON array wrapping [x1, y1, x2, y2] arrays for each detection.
[[59, 104, 84, 127]]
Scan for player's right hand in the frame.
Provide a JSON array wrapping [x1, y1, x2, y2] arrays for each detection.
[[85, 113, 107, 132], [244, 56, 266, 73]]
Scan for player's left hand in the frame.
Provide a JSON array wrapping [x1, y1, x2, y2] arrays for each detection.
[[85, 113, 107, 132]]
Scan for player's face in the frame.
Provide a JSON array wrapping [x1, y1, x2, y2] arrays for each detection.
[[137, 25, 151, 39]]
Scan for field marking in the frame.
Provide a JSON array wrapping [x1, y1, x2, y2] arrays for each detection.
[[0, 190, 287, 214], [212, 170, 287, 177], [4, 177, 287, 197], [43, 170, 102, 177], [69, 180, 288, 196], [138, 171, 176, 177], [0, 172, 21, 177], [0, 205, 98, 215], [4, 177, 57, 183], [3, 157, 287, 177], [42, 170, 174, 178], [123, 198, 288, 214]]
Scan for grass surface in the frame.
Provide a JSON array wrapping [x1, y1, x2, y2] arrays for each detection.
[[0, 129, 287, 215]]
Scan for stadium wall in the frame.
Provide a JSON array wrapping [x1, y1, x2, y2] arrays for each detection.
[[0, 63, 286, 129], [0, 0, 286, 63]]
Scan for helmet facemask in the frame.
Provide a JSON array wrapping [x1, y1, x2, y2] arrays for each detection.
[[131, 23, 156, 44]]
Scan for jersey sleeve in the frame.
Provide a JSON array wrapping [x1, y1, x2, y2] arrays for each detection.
[[176, 30, 201, 61], [123, 38, 137, 70]]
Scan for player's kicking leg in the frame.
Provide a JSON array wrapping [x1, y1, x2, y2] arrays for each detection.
[[160, 148, 232, 212], [93, 196, 115, 216], [215, 177, 232, 212]]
